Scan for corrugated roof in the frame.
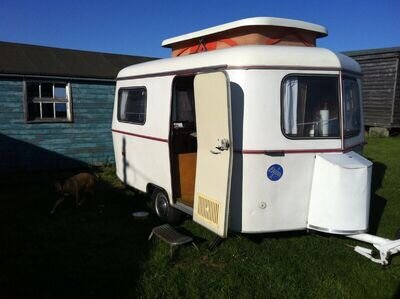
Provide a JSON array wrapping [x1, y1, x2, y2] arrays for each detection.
[[0, 41, 157, 80], [343, 47, 400, 57]]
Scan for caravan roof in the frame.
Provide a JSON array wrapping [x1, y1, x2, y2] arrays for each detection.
[[162, 17, 328, 47], [117, 45, 360, 80]]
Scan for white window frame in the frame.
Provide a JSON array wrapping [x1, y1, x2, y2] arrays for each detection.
[[24, 81, 73, 122]]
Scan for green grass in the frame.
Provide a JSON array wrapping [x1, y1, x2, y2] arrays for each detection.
[[1, 137, 399, 298]]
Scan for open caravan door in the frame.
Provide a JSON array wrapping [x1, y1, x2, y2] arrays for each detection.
[[193, 71, 233, 238]]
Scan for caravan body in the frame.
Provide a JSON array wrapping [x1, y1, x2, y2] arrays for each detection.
[[112, 17, 371, 239]]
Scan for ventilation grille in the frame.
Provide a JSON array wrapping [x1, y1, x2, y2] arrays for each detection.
[[197, 194, 220, 226]]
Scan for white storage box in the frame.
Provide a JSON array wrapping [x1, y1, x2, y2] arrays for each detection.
[[307, 151, 372, 234]]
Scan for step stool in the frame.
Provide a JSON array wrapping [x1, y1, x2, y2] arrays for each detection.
[[148, 224, 199, 257]]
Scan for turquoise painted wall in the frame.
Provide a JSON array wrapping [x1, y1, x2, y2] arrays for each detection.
[[0, 78, 115, 172]]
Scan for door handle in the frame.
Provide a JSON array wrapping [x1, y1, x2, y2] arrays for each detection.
[[210, 149, 221, 154], [210, 138, 230, 154]]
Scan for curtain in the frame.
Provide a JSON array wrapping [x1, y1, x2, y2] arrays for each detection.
[[283, 78, 298, 135], [176, 90, 195, 122], [120, 90, 129, 120]]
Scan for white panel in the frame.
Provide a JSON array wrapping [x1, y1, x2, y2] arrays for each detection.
[[112, 76, 174, 201], [228, 70, 342, 151], [114, 77, 173, 139], [226, 70, 345, 233], [113, 134, 171, 193], [307, 151, 372, 234], [193, 71, 232, 237], [239, 153, 315, 233]]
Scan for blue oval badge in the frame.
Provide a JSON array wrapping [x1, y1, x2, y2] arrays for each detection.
[[267, 164, 283, 181]]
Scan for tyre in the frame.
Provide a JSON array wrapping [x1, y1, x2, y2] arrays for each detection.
[[152, 189, 185, 225]]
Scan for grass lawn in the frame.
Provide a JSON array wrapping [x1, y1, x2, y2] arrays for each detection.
[[1, 136, 399, 298]]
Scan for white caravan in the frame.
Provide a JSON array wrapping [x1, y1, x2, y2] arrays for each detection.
[[112, 17, 400, 264]]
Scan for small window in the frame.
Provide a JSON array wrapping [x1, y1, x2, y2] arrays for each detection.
[[343, 78, 361, 137], [282, 75, 340, 138], [118, 87, 147, 124], [172, 76, 196, 124], [25, 81, 72, 122], [54, 84, 67, 99]]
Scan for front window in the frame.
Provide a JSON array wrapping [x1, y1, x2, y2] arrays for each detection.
[[343, 78, 361, 137], [25, 81, 72, 122], [282, 75, 340, 138]]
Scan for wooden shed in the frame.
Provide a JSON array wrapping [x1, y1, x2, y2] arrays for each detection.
[[343, 47, 400, 129], [0, 41, 155, 172]]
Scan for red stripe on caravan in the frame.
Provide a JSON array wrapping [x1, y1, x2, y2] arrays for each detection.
[[239, 142, 365, 155], [112, 129, 168, 143], [240, 149, 343, 154]]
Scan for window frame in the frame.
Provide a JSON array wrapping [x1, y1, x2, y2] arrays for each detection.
[[24, 80, 73, 123], [280, 73, 342, 140], [171, 75, 196, 124], [342, 76, 362, 138], [117, 86, 147, 125]]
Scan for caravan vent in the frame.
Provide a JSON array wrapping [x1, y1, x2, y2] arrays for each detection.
[[197, 194, 220, 227]]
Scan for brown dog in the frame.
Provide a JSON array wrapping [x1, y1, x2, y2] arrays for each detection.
[[50, 172, 97, 214]]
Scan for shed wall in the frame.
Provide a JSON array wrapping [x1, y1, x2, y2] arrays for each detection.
[[0, 77, 115, 172], [347, 51, 400, 128], [392, 58, 400, 126]]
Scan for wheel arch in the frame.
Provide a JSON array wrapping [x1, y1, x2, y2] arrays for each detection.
[[146, 183, 172, 203]]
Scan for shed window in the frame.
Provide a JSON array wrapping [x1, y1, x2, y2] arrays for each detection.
[[282, 76, 340, 138], [25, 81, 72, 122], [118, 88, 147, 124]]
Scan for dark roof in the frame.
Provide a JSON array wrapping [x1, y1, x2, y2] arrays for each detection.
[[343, 47, 400, 57], [0, 41, 157, 80]]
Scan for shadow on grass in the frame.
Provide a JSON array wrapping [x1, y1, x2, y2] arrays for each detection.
[[0, 167, 157, 298], [174, 226, 207, 246], [242, 230, 308, 244], [367, 160, 387, 235], [393, 283, 400, 299]]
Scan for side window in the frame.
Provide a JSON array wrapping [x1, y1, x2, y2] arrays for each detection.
[[282, 75, 340, 138], [343, 78, 361, 137], [25, 81, 72, 122], [118, 87, 147, 124]]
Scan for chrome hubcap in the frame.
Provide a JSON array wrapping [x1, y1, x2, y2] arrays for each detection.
[[155, 193, 169, 218]]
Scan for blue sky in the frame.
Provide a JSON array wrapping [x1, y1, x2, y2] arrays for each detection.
[[0, 0, 399, 58]]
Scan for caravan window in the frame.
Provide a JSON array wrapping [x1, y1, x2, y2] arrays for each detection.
[[118, 87, 147, 124], [282, 75, 340, 138], [343, 78, 361, 137], [172, 76, 196, 124]]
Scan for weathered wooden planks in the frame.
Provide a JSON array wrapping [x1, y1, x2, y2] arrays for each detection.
[[345, 48, 400, 128], [0, 78, 116, 171]]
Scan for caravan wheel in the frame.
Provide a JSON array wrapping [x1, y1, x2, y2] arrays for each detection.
[[154, 191, 169, 220], [152, 189, 185, 225]]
